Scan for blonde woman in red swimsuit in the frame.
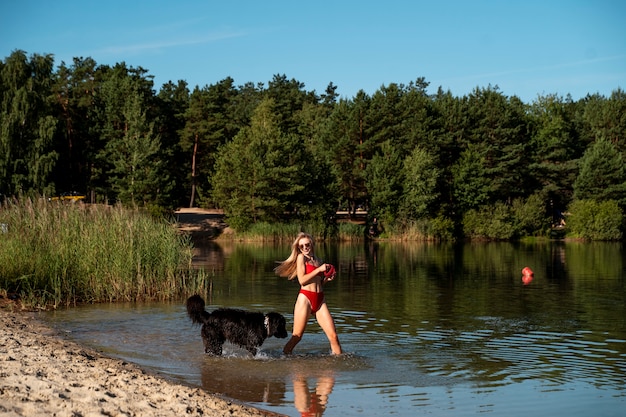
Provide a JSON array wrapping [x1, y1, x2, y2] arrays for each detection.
[[275, 232, 342, 355]]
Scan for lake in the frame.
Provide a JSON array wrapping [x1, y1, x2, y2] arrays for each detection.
[[42, 240, 626, 416]]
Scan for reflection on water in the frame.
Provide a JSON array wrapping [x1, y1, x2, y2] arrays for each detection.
[[293, 372, 335, 417], [42, 241, 626, 416], [196, 353, 350, 410], [199, 355, 288, 404]]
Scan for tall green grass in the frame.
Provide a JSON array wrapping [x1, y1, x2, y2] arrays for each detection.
[[0, 198, 210, 309], [218, 220, 367, 242]]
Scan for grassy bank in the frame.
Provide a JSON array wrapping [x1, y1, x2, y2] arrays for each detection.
[[0, 198, 209, 309]]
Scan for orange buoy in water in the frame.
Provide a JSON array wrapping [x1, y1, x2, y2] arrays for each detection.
[[522, 266, 534, 285]]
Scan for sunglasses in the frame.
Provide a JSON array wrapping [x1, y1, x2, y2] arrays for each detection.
[[299, 242, 311, 250]]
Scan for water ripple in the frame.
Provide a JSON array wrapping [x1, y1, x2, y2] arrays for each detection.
[[408, 325, 626, 392]]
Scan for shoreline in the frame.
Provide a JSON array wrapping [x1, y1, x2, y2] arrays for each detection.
[[1, 208, 292, 416], [0, 308, 285, 417]]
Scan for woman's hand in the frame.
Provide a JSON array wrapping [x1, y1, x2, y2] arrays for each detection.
[[321, 264, 336, 281]]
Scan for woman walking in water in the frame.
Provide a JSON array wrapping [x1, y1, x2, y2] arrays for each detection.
[[275, 232, 342, 355]]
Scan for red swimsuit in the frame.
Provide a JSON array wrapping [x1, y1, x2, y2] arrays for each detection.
[[299, 263, 325, 313]]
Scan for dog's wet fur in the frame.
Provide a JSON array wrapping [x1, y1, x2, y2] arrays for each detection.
[[186, 294, 288, 356]]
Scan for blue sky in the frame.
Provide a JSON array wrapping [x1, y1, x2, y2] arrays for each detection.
[[1, 1, 624, 103]]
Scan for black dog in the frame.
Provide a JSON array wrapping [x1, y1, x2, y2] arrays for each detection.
[[186, 294, 288, 356]]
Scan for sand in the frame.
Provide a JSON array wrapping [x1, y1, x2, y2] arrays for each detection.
[[0, 308, 284, 417]]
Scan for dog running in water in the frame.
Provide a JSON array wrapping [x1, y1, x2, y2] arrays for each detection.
[[186, 294, 288, 356]]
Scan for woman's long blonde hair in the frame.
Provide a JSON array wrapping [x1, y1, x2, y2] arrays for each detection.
[[274, 232, 316, 280]]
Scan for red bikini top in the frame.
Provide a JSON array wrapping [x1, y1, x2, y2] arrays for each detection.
[[305, 262, 321, 275]]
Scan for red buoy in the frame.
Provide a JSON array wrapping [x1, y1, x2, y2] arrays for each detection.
[[522, 266, 534, 285]]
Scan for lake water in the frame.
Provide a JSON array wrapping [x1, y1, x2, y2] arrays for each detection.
[[42, 241, 626, 416]]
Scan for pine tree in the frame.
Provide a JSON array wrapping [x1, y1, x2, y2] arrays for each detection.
[[107, 90, 168, 206], [211, 98, 310, 229]]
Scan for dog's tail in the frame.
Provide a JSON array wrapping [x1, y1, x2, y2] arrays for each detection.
[[186, 294, 211, 324]]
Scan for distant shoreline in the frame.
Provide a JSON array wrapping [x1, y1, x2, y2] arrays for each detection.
[[174, 207, 369, 240]]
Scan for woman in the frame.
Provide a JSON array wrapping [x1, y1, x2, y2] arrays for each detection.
[[275, 232, 342, 355]]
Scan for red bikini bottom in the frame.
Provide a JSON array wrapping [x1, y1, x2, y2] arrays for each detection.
[[299, 289, 325, 313]]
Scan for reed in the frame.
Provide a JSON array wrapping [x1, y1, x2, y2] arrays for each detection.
[[337, 222, 365, 240], [217, 220, 367, 242], [0, 198, 209, 309]]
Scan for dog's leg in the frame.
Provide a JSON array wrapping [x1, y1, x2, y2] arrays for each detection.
[[206, 342, 223, 356], [202, 336, 223, 355], [202, 324, 225, 356]]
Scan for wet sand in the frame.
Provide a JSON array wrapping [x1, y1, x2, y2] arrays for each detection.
[[0, 308, 284, 417]]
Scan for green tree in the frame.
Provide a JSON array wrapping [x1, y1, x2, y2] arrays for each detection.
[[511, 192, 550, 236], [366, 139, 404, 224], [211, 98, 314, 230], [432, 88, 468, 163], [230, 81, 263, 130], [451, 145, 489, 213], [179, 86, 210, 207], [367, 79, 435, 157], [319, 82, 339, 109], [465, 86, 529, 203], [157, 80, 190, 207], [295, 96, 339, 226], [179, 79, 238, 207], [51, 57, 100, 196], [579, 89, 626, 153], [528, 94, 580, 218], [397, 78, 437, 155], [319, 92, 371, 215], [431, 88, 469, 222], [367, 83, 405, 154], [573, 136, 626, 207], [463, 202, 516, 240], [266, 74, 316, 135], [400, 146, 441, 220], [566, 199, 623, 240], [0, 50, 58, 196], [93, 63, 170, 206], [106, 89, 169, 206]]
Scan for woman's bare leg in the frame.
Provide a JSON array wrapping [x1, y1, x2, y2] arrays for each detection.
[[315, 304, 342, 354], [284, 294, 311, 354]]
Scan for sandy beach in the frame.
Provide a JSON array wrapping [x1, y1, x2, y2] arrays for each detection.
[[0, 307, 283, 417]]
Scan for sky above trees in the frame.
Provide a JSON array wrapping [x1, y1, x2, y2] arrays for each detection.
[[1, 0, 624, 103]]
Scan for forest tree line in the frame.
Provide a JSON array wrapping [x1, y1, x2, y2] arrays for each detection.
[[1, 50, 625, 240]]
